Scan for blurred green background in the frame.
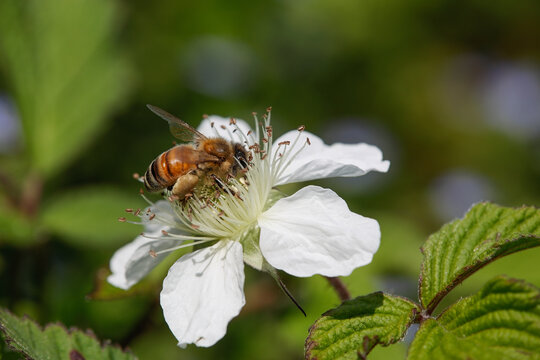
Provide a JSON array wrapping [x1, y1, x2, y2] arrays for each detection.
[[0, 0, 539, 359]]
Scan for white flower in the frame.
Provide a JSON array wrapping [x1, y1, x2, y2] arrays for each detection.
[[108, 110, 389, 348]]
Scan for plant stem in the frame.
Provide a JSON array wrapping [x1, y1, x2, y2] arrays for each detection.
[[20, 172, 42, 217], [325, 276, 351, 302]]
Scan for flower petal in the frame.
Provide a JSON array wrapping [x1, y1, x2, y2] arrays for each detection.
[[197, 115, 255, 145], [273, 130, 389, 185], [258, 185, 380, 277], [160, 240, 245, 348], [108, 201, 182, 290]]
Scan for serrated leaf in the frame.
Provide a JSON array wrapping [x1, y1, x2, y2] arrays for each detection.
[[41, 186, 144, 248], [0, 308, 137, 360], [0, 0, 131, 177], [408, 276, 540, 360], [305, 292, 420, 360], [419, 202, 540, 312]]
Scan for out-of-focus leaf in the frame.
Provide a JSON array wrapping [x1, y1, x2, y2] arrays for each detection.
[[41, 186, 144, 248], [305, 292, 419, 360], [0, 0, 131, 177], [420, 202, 540, 312], [0, 198, 36, 246], [408, 276, 540, 360], [0, 307, 137, 360]]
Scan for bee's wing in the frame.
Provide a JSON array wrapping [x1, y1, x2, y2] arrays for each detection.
[[146, 104, 207, 142]]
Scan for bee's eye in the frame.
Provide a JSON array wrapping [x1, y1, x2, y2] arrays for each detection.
[[235, 149, 248, 167]]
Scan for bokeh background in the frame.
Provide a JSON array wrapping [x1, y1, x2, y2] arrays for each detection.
[[1, 0, 539, 359]]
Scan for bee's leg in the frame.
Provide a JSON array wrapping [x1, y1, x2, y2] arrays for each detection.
[[171, 174, 199, 199]]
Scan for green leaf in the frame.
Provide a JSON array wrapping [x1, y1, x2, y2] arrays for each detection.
[[0, 0, 131, 177], [419, 202, 540, 312], [0, 308, 137, 360], [41, 186, 144, 249], [408, 276, 540, 360], [0, 198, 36, 246], [305, 292, 420, 360]]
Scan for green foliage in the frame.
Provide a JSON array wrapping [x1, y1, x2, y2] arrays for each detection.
[[0, 200, 35, 245], [0, 308, 136, 360], [408, 276, 540, 360], [0, 0, 130, 177], [306, 203, 540, 359], [419, 203, 540, 312], [41, 187, 144, 249], [305, 293, 419, 360]]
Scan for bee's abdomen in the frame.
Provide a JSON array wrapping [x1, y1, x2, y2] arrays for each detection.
[[143, 147, 198, 192]]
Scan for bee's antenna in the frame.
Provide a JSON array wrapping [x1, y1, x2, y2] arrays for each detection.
[[277, 278, 306, 317]]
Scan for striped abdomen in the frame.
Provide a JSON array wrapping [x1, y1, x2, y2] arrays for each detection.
[[143, 145, 201, 192]]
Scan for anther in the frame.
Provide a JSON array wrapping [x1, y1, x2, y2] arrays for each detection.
[[168, 194, 180, 202], [203, 114, 209, 119], [261, 154, 268, 160], [229, 117, 236, 125], [297, 125, 305, 132], [220, 125, 226, 130], [133, 173, 140, 179], [191, 224, 200, 229], [118, 217, 127, 222], [306, 137, 311, 145], [247, 130, 252, 136], [149, 250, 157, 258], [262, 138, 268, 143], [266, 106, 272, 112], [161, 230, 169, 236], [125, 208, 133, 213], [211, 122, 215, 128], [139, 188, 144, 194], [134, 209, 141, 216], [278, 141, 290, 146], [149, 213, 156, 220], [252, 112, 257, 116]]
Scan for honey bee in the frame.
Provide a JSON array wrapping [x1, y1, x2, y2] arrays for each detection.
[[143, 105, 248, 198]]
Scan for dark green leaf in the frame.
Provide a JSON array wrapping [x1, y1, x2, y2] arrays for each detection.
[[408, 276, 540, 360], [0, 308, 137, 360], [0, 199, 36, 245], [305, 292, 419, 360], [419, 203, 540, 312]]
